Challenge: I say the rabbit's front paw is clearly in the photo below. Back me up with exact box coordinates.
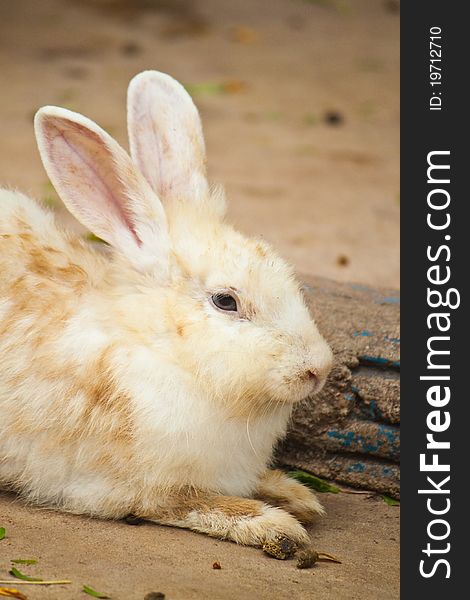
[145,493,310,550]
[241,505,311,549]
[255,469,325,523]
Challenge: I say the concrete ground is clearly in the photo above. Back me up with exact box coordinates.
[0,0,399,598]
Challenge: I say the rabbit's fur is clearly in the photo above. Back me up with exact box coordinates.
[0,71,333,549]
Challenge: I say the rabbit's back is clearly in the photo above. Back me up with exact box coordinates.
[0,190,108,356]
[0,189,104,289]
[0,190,122,508]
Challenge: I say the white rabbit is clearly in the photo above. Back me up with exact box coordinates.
[0,71,333,550]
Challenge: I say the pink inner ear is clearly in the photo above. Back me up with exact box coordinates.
[130,101,163,195]
[128,73,207,202]
[45,118,142,247]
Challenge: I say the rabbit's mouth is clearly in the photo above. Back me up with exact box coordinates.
[305,372,329,397]
[277,370,328,405]
[263,333,333,405]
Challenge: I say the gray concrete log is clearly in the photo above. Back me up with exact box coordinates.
[276,277,400,498]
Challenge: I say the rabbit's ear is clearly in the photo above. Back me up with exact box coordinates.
[127,70,209,204]
[34,106,170,274]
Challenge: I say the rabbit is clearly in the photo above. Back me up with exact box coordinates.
[0,70,333,551]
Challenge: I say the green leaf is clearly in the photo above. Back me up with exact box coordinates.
[287,470,340,493]
[83,585,110,598]
[184,80,246,96]
[84,232,109,245]
[266,111,282,121]
[9,567,42,582]
[0,527,5,540]
[42,195,58,208]
[304,0,351,12]
[303,114,318,125]
[11,559,38,565]
[382,495,400,506]
[184,82,224,95]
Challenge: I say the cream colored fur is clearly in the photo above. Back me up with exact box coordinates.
[0,71,333,549]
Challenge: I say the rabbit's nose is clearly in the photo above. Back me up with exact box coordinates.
[300,368,320,388]
[305,344,334,386]
[306,369,318,382]
[302,367,327,394]
[313,341,334,373]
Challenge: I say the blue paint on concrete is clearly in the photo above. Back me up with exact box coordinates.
[334,459,398,479]
[385,336,400,344]
[327,423,400,461]
[381,295,400,305]
[348,462,366,473]
[350,283,374,293]
[378,424,399,445]
[327,430,355,448]
[353,330,374,338]
[375,402,384,420]
[359,355,400,370]
[358,399,384,421]
[360,355,391,367]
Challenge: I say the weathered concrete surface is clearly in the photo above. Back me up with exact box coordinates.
[277,276,400,498]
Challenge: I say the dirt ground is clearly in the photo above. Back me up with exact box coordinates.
[0,0,399,598]
[0,490,399,600]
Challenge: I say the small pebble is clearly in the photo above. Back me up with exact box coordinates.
[212,561,222,569]
[324,111,344,126]
[121,41,142,56]
[337,254,350,267]
[384,0,400,14]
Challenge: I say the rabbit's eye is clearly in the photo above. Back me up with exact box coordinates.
[211,292,238,312]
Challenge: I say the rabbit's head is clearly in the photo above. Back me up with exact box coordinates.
[34,71,333,417]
